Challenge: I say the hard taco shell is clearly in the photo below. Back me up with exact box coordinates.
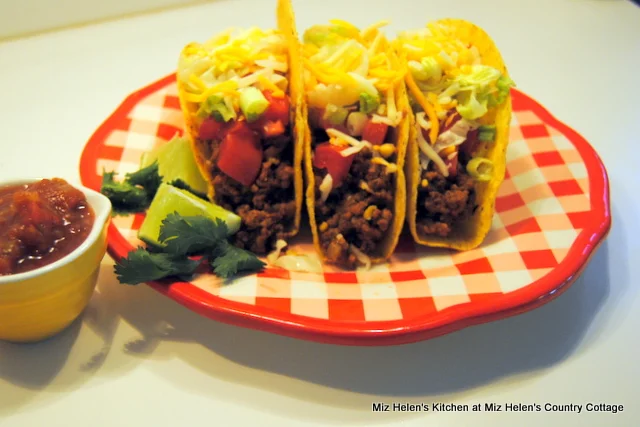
[403,18,512,251]
[176,0,305,239]
[302,36,411,265]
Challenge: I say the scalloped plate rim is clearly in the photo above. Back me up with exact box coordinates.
[80,73,611,346]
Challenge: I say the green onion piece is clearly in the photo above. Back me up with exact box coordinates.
[478,125,496,142]
[323,104,349,126]
[196,94,221,118]
[239,87,269,123]
[359,92,380,114]
[197,94,234,122]
[466,157,494,182]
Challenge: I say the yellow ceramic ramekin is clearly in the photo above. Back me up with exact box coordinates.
[0,179,111,343]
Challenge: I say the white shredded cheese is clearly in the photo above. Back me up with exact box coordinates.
[325,39,358,65]
[416,112,432,132]
[416,123,449,176]
[319,174,333,202]
[368,32,383,55]
[234,68,271,88]
[266,239,288,265]
[326,128,371,148]
[254,59,288,73]
[274,255,323,273]
[386,88,397,125]
[349,245,372,270]
[370,114,396,126]
[340,141,370,157]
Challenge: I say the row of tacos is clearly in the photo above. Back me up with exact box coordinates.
[176,0,514,269]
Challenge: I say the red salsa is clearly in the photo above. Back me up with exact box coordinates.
[0,178,95,276]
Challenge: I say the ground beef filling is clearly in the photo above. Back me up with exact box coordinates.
[416,169,476,238]
[202,131,296,254]
[314,147,394,268]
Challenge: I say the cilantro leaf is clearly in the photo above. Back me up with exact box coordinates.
[125,161,163,198]
[100,171,149,214]
[114,212,264,286]
[168,178,208,200]
[159,213,229,256]
[210,240,266,279]
[100,161,163,215]
[114,247,202,285]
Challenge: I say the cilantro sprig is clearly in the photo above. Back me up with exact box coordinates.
[114,213,265,284]
[100,161,162,215]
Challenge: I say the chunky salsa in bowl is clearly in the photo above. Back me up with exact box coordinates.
[0,177,111,343]
[0,178,95,276]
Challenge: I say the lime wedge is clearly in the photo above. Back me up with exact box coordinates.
[141,136,208,195]
[138,183,241,247]
[140,151,150,168]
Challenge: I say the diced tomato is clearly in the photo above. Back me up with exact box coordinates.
[14,195,60,226]
[262,120,285,138]
[362,121,388,145]
[460,128,480,158]
[217,121,263,186]
[262,91,290,126]
[313,142,355,188]
[444,151,459,177]
[199,117,225,141]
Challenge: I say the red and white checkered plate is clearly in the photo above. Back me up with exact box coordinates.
[80,74,611,345]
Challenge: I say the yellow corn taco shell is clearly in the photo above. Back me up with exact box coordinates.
[401,18,512,251]
[176,0,304,253]
[300,21,410,267]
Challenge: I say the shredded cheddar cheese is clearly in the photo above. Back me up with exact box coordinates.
[177,27,289,119]
[363,205,377,221]
[258,75,284,98]
[405,70,439,143]
[362,20,390,40]
[302,20,406,126]
[372,156,398,173]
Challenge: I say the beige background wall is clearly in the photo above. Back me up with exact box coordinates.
[0,0,207,40]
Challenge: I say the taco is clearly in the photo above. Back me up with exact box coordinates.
[396,19,515,250]
[301,20,410,268]
[176,0,304,255]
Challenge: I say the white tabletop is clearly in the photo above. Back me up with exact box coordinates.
[0,0,638,425]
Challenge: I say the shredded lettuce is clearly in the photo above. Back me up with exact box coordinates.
[421,57,443,81]
[456,91,488,120]
[452,65,515,120]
